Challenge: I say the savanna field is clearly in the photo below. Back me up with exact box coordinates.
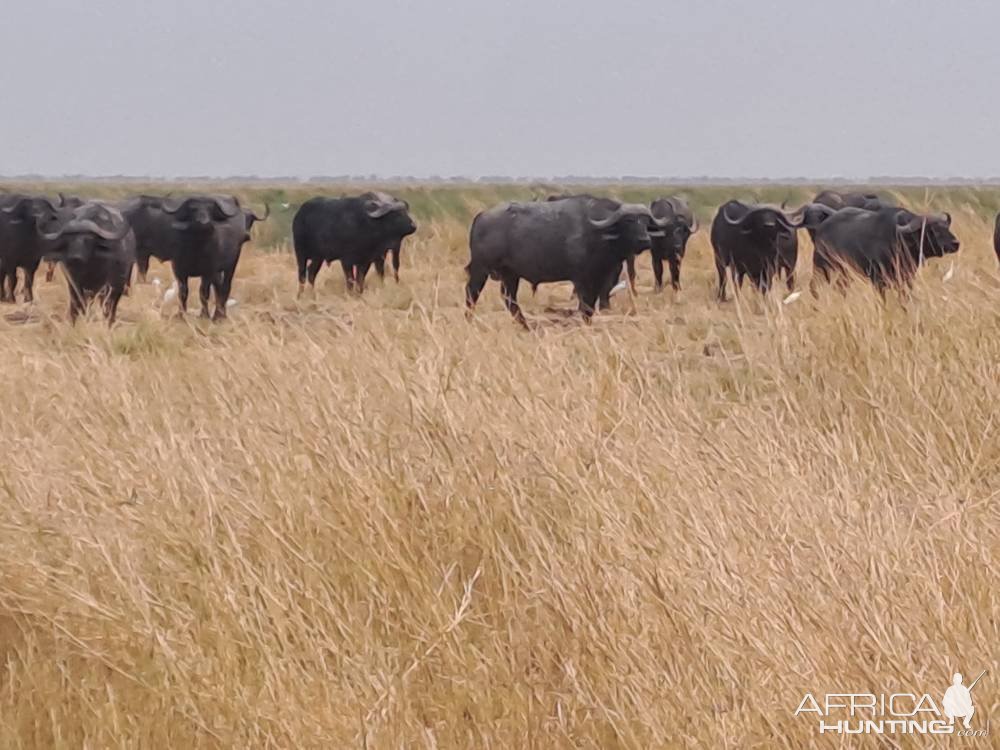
[0,181,998,748]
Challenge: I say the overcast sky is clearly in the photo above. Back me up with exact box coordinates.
[0,0,995,179]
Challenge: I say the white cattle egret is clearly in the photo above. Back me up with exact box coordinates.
[609,281,629,297]
[782,291,803,305]
[943,262,955,283]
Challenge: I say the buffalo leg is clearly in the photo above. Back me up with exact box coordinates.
[67,284,85,324]
[198,277,212,318]
[296,253,309,297]
[212,271,230,321]
[391,245,401,282]
[340,260,356,293]
[651,255,665,292]
[353,261,372,295]
[177,277,190,316]
[578,289,598,322]
[44,261,56,283]
[103,290,122,325]
[499,272,527,328]
[0,264,13,304]
[306,258,324,294]
[465,264,489,316]
[716,262,728,302]
[22,266,36,304]
[136,255,150,284]
[599,263,624,311]
[669,258,681,291]
[373,254,386,280]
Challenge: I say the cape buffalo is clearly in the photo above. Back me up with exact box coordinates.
[292,192,417,296]
[710,201,807,300]
[0,194,64,302]
[465,196,659,326]
[39,201,135,324]
[643,197,698,292]
[159,195,249,320]
[813,206,959,290]
[109,195,174,285]
[814,190,894,212]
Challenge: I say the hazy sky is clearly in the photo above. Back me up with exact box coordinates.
[1,0,996,179]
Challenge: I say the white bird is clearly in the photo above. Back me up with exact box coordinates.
[782,291,803,305]
[163,283,178,304]
[226,298,238,308]
[152,278,163,290]
[943,262,955,283]
[609,280,629,298]
[280,203,290,210]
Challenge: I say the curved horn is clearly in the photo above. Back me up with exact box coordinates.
[365,195,405,219]
[250,203,271,222]
[941,211,952,227]
[64,219,131,241]
[779,204,808,229]
[722,203,751,226]
[649,199,677,228]
[620,203,653,220]
[58,192,68,207]
[895,211,927,233]
[37,220,68,241]
[587,202,626,229]
[1,197,30,215]
[213,197,240,218]
[2,196,58,216]
[666,197,697,232]
[159,197,188,215]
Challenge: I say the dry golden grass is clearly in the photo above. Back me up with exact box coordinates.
[0,190,998,748]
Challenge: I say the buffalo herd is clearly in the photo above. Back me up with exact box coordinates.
[0,186,978,326]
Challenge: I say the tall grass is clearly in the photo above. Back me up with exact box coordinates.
[0,183,996,747]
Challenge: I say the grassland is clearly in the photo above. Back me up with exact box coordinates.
[0,181,997,748]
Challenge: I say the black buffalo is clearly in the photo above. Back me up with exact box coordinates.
[292,192,417,295]
[0,194,64,302]
[465,196,659,326]
[814,190,894,212]
[39,201,135,324]
[120,195,175,284]
[710,201,807,300]
[642,197,698,291]
[813,206,959,290]
[158,195,249,319]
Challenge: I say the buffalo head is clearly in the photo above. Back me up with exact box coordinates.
[362,191,417,238]
[39,203,130,266]
[650,197,697,254]
[894,210,959,260]
[723,203,807,239]
[161,195,240,232]
[587,198,657,254]
[1,195,62,226]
